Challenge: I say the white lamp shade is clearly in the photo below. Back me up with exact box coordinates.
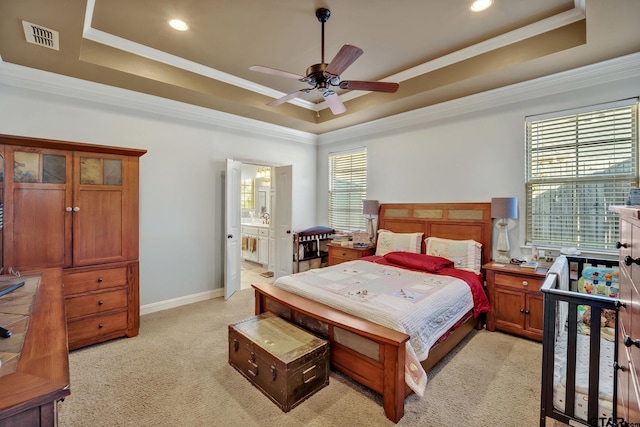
[491,197,518,219]
[362,200,380,216]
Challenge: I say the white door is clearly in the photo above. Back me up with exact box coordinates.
[274,165,293,279]
[268,184,276,273]
[224,159,242,299]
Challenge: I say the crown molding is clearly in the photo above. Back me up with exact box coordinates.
[317,52,640,145]
[0,62,316,145]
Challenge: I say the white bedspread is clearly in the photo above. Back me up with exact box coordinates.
[273,260,474,396]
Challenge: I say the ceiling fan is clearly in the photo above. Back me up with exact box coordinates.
[249,8,399,115]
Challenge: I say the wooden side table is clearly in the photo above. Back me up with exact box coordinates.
[328,244,375,266]
[483,262,548,341]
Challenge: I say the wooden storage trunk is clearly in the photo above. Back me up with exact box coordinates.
[228,312,329,412]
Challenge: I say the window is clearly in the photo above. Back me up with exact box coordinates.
[525,99,639,250]
[241,178,254,209]
[328,148,367,230]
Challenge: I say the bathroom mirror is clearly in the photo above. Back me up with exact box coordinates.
[258,190,267,216]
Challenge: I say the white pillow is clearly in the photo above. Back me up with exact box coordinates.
[375,229,424,256]
[425,237,482,274]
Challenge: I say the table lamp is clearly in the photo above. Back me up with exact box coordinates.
[362,199,380,245]
[491,197,518,263]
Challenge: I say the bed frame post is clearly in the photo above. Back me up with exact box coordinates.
[382,343,405,423]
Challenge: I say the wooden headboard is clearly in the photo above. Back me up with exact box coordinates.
[377,202,493,267]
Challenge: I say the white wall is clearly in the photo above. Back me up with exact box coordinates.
[0,70,317,306]
[316,54,640,261]
[1,54,638,307]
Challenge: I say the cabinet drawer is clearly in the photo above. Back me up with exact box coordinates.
[242,226,258,235]
[65,289,128,319]
[494,272,543,291]
[331,249,361,261]
[64,267,127,294]
[67,311,128,344]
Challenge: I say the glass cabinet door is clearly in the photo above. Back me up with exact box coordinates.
[73,154,129,266]
[5,147,72,271]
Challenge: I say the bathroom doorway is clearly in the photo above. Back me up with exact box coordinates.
[240,163,272,288]
[225,161,292,299]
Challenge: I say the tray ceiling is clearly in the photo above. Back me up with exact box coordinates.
[1,0,639,134]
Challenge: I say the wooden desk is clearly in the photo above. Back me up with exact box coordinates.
[0,269,70,426]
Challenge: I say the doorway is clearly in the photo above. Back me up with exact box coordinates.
[225,161,292,299]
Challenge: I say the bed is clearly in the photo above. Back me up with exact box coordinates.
[540,256,620,426]
[252,202,492,423]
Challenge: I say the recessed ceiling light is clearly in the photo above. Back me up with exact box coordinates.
[470,0,493,12]
[168,19,189,31]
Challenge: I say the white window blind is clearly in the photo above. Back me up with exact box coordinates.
[328,148,367,230]
[525,99,639,250]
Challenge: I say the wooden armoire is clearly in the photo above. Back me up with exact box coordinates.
[0,134,146,350]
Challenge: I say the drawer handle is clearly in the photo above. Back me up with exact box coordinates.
[233,339,239,352]
[522,281,528,287]
[624,335,640,348]
[98,300,104,305]
[625,255,640,266]
[616,241,629,249]
[271,365,277,381]
[614,361,626,372]
[98,323,104,329]
[98,277,104,283]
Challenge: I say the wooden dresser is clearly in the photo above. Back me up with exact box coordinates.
[610,205,640,423]
[483,262,545,341]
[327,244,375,266]
[0,269,70,426]
[0,134,146,350]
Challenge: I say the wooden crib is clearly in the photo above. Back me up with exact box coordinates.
[540,256,621,427]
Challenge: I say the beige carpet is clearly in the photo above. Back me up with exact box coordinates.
[58,288,561,427]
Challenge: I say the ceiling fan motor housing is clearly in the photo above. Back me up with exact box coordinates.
[304,63,340,90]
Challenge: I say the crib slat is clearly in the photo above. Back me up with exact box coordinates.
[566,303,578,418]
[588,306,602,423]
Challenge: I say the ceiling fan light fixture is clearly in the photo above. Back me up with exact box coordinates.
[470,0,493,12]
[168,19,189,31]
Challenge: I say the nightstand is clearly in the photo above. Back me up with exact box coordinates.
[327,244,375,266]
[483,262,548,342]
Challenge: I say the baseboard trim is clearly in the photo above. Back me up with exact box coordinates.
[140,288,224,316]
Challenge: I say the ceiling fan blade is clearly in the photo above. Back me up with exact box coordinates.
[267,90,307,107]
[323,91,346,115]
[250,65,305,81]
[324,44,363,78]
[339,80,400,93]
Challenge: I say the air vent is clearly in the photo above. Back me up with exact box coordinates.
[22,21,59,50]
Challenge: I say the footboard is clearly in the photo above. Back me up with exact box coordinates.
[540,257,620,427]
[252,282,409,423]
